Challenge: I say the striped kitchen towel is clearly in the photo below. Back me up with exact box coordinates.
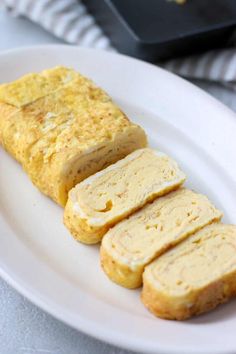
[2,0,236,89]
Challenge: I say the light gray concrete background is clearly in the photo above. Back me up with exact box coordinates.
[0,5,236,354]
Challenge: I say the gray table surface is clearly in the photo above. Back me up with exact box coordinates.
[0,6,236,354]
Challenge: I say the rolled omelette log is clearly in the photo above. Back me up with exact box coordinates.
[63,148,186,244]
[101,188,222,288]
[0,66,147,206]
[142,223,236,320]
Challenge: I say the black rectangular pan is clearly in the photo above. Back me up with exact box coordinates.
[82,0,236,61]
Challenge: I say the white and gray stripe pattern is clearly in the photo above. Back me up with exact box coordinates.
[162,48,236,89]
[3,0,236,88]
[3,0,113,50]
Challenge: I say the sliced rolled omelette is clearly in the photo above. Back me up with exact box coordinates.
[142,223,236,320]
[64,148,186,244]
[0,66,147,206]
[101,188,222,288]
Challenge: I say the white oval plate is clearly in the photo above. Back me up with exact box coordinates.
[0,45,236,354]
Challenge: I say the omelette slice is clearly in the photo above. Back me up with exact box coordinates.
[0,66,147,206]
[142,223,236,320]
[101,188,222,288]
[64,148,186,244]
